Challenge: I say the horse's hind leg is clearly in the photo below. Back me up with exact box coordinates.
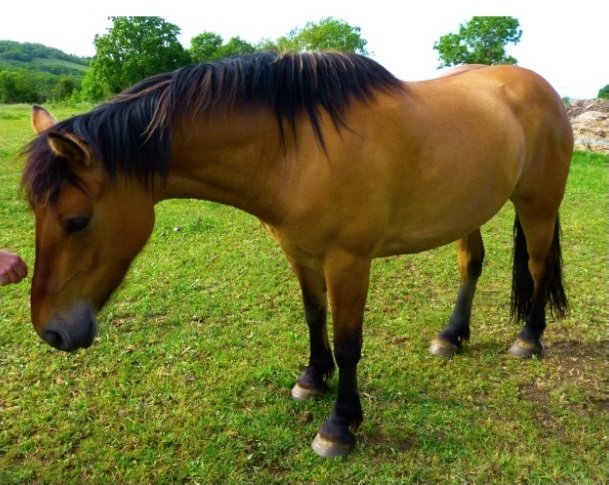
[430,229,485,357]
[508,210,567,358]
[289,261,335,401]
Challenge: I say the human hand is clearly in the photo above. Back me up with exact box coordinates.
[0,250,28,285]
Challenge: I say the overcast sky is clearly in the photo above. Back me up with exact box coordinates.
[1,0,606,99]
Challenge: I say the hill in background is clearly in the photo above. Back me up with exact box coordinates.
[0,40,90,103]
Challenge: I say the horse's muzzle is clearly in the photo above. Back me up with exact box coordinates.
[38,303,98,351]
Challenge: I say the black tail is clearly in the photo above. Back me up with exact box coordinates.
[511,215,569,322]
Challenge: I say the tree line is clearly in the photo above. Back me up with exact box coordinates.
[2,16,606,104]
[82,16,530,101]
[82,16,370,100]
[1,16,371,104]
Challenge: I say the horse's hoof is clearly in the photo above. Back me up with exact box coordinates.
[311,433,354,458]
[291,382,324,402]
[508,338,543,358]
[429,337,460,358]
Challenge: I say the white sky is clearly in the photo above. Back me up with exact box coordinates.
[1,0,606,99]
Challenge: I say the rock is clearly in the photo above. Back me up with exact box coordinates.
[567,99,609,154]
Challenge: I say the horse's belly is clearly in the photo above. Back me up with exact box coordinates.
[374,225,476,256]
[373,182,514,257]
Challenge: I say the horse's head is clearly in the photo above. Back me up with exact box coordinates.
[25,106,156,351]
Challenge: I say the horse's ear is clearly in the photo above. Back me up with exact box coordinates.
[47,132,92,168]
[31,105,58,133]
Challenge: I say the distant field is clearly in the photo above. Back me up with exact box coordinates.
[0,57,88,73]
[0,103,607,484]
[33,57,89,72]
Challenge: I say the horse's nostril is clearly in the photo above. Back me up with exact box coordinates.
[40,324,78,351]
[42,329,68,350]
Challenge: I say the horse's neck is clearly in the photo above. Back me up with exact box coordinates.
[156,110,286,223]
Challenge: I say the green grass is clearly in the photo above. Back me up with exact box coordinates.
[1,103,607,484]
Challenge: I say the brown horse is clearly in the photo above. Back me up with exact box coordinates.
[21,52,572,457]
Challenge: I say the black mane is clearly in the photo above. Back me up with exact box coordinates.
[22,51,403,207]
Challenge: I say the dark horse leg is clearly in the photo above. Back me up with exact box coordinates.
[289,261,335,401]
[508,212,568,358]
[311,257,371,457]
[429,229,485,357]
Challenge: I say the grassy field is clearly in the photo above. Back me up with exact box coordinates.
[0,103,607,484]
[33,58,89,72]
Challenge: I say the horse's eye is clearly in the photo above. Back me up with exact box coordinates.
[64,217,90,234]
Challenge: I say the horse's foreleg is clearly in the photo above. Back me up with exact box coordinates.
[311,256,370,457]
[289,261,334,401]
[429,229,485,357]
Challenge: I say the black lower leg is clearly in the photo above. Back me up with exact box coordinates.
[317,334,362,445]
[509,283,548,358]
[518,296,546,346]
[431,232,483,357]
[437,279,477,347]
[297,300,334,394]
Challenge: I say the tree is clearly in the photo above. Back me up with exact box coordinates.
[270,17,369,55]
[433,16,522,68]
[190,32,223,63]
[598,85,609,99]
[217,37,256,59]
[189,33,255,63]
[189,18,367,62]
[81,67,111,102]
[0,69,41,103]
[55,76,75,100]
[89,16,191,95]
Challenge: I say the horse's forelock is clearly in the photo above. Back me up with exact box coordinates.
[21,134,75,209]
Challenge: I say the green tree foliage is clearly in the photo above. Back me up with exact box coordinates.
[0,68,61,103]
[81,68,109,102]
[55,76,75,100]
[269,17,368,54]
[220,37,256,58]
[0,70,39,103]
[189,32,255,63]
[434,16,522,68]
[190,18,364,62]
[598,85,609,99]
[190,32,223,63]
[88,16,191,96]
